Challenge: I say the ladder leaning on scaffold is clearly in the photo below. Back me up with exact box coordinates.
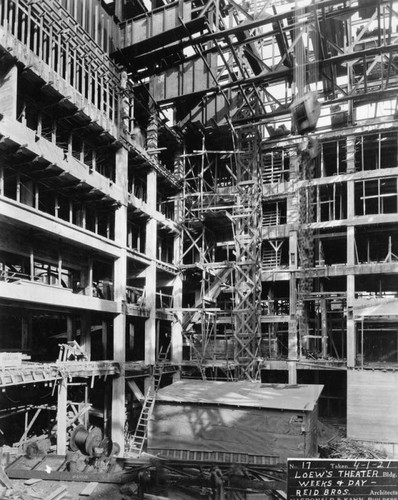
[127,344,171,456]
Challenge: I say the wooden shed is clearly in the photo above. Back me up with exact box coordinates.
[148,381,323,463]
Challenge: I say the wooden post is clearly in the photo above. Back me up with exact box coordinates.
[37,113,42,138]
[16,174,21,203]
[21,317,30,351]
[66,316,74,342]
[67,132,73,159]
[103,379,111,436]
[34,184,39,210]
[30,245,34,281]
[56,378,68,455]
[80,311,91,360]
[54,194,59,218]
[128,322,134,352]
[69,200,73,224]
[127,223,132,249]
[52,119,56,144]
[58,245,62,287]
[102,320,108,359]
[0,164,3,196]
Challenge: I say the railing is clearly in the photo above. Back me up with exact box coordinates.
[73,280,114,300]
[0,269,30,282]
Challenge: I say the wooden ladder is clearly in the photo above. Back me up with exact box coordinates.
[128,345,170,456]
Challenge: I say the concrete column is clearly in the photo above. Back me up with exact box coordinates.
[171,231,183,371]
[346,275,356,367]
[146,168,157,208]
[144,168,157,366]
[288,361,297,385]
[112,313,126,452]
[145,219,157,366]
[111,147,128,454]
[0,65,18,119]
[56,378,67,454]
[288,286,298,349]
[346,137,356,175]
[347,181,355,221]
[346,134,356,367]
[83,257,93,297]
[288,231,298,371]
[347,225,356,367]
[114,0,123,21]
[115,146,128,189]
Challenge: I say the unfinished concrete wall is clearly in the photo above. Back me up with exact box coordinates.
[347,369,398,455]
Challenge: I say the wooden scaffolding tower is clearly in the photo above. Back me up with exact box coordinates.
[232,123,263,381]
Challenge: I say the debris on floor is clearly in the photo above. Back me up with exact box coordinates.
[317,418,345,447]
[0,447,289,499]
[320,437,388,459]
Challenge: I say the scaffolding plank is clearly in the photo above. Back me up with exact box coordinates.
[79,482,98,496]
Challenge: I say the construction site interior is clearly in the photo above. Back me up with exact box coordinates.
[0,0,398,498]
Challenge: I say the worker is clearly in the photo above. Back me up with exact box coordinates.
[210,464,224,500]
[137,468,151,499]
[152,459,166,486]
[132,121,146,148]
[227,464,250,498]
